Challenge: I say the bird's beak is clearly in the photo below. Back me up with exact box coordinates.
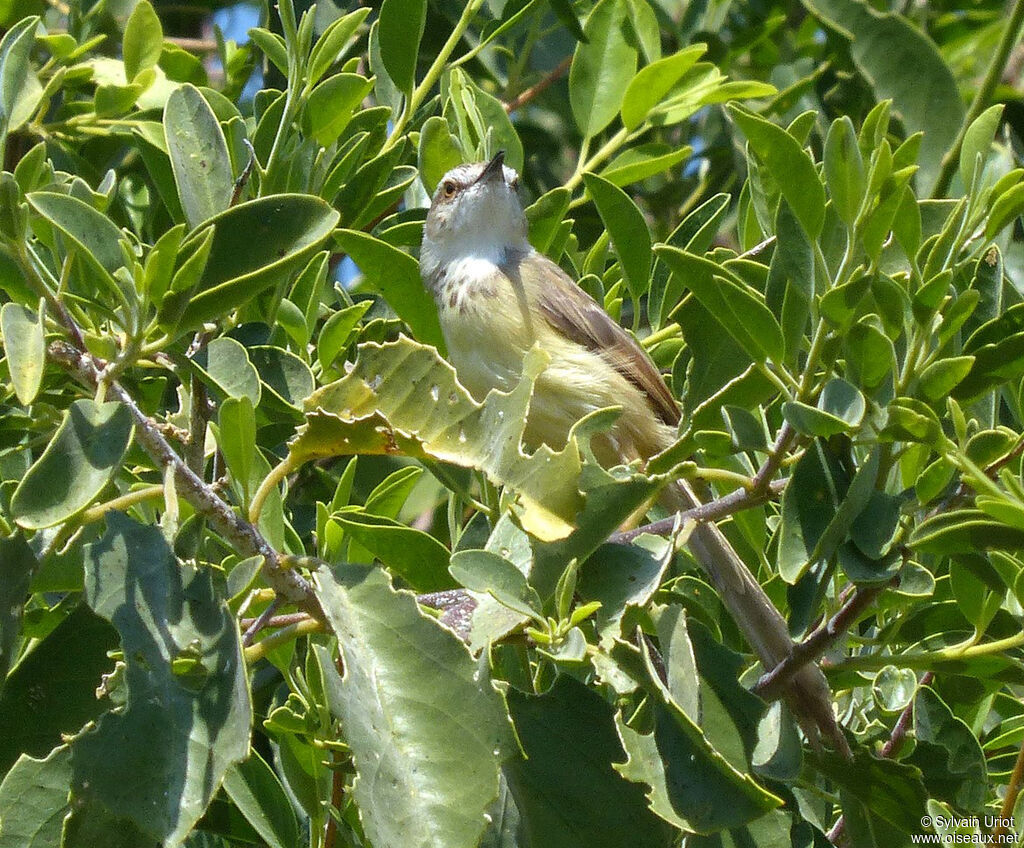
[475,150,506,185]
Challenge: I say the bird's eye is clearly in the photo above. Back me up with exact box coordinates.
[442,181,457,198]
[509,176,519,190]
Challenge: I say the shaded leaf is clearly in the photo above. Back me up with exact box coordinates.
[506,675,671,847]
[158,194,340,333]
[0,604,118,775]
[71,515,251,845]
[222,749,300,848]
[11,400,133,529]
[909,687,987,812]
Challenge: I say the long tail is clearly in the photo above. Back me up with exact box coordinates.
[662,479,849,755]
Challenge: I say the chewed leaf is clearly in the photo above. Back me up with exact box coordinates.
[290,336,583,540]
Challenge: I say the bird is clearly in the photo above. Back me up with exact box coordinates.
[420,151,843,750]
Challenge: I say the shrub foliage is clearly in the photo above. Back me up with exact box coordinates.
[0,0,1023,846]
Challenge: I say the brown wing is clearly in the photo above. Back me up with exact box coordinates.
[518,250,681,427]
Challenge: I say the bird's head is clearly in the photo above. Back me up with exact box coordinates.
[421,152,528,273]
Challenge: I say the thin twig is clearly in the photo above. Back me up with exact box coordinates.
[610,478,787,544]
[242,598,283,646]
[165,36,219,53]
[240,611,312,631]
[504,57,571,113]
[754,582,891,701]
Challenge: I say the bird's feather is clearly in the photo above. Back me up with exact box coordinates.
[518,250,681,428]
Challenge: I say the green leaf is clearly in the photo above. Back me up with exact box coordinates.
[802,0,963,193]
[879,398,945,446]
[0,746,72,848]
[783,381,865,438]
[599,143,693,187]
[449,549,542,619]
[0,604,118,775]
[26,191,125,283]
[620,44,705,130]
[334,228,444,349]
[616,635,782,833]
[163,83,233,229]
[317,301,372,373]
[314,564,514,848]
[247,345,313,413]
[777,440,843,582]
[307,7,371,87]
[306,73,374,146]
[911,509,1024,554]
[909,687,987,812]
[418,115,464,194]
[1,300,44,405]
[191,336,262,405]
[657,246,785,364]
[378,0,426,95]
[222,749,300,848]
[71,515,251,845]
[335,511,453,591]
[824,115,866,228]
[11,400,133,529]
[810,749,927,835]
[506,675,671,847]
[0,534,32,679]
[845,315,895,389]
[578,542,668,643]
[582,172,652,302]
[0,16,38,135]
[217,396,256,505]
[247,28,287,75]
[918,356,975,401]
[158,194,340,333]
[526,187,571,254]
[569,0,637,138]
[960,104,1003,190]
[728,104,825,238]
[986,181,1024,240]
[122,0,162,81]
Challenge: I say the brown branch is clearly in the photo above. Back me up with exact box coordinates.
[504,57,571,113]
[48,341,324,621]
[754,582,891,701]
[610,477,786,544]
[166,36,219,53]
[612,424,796,545]
[240,611,312,631]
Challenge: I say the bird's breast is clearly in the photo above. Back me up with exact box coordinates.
[430,257,534,400]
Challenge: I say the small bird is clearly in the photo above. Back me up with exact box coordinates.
[420,152,842,748]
